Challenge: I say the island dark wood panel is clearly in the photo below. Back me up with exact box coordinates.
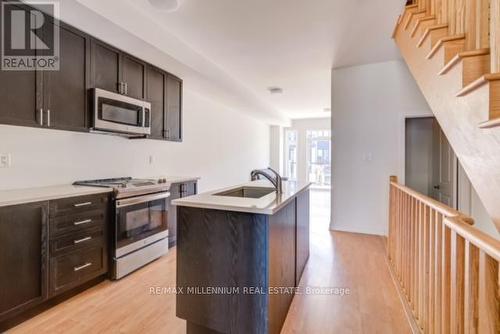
[295,190,310,285]
[176,207,269,334]
[268,200,296,334]
[176,189,310,334]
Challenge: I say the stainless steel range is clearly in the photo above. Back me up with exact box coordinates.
[74,177,171,279]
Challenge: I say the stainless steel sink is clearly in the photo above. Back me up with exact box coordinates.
[214,187,276,199]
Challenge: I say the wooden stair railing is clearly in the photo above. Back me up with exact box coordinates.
[393,0,500,233]
[387,176,500,333]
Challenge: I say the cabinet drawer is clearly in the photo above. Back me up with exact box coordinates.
[50,209,107,238]
[50,193,109,217]
[50,227,104,257]
[50,246,107,297]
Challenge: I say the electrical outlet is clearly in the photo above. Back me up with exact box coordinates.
[149,155,154,165]
[0,154,11,168]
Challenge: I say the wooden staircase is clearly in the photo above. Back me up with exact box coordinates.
[393,0,500,232]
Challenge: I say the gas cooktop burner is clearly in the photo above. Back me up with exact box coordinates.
[73,177,170,198]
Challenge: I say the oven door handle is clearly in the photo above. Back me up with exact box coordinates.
[116,192,171,208]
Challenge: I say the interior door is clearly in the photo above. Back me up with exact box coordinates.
[432,121,457,208]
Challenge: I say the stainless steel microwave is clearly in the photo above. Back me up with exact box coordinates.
[92,88,151,136]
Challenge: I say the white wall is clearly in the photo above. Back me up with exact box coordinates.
[269,126,284,174]
[0,91,269,193]
[331,60,430,235]
[458,164,500,238]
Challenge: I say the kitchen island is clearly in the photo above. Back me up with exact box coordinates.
[173,180,311,334]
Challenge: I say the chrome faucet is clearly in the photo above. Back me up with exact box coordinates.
[251,167,283,194]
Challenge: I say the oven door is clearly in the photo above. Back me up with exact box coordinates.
[115,192,170,257]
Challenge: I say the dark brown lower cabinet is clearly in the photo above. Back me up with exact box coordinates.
[48,194,109,297]
[176,189,310,334]
[0,202,49,322]
[268,201,296,334]
[295,190,310,285]
[49,245,107,297]
[0,193,110,329]
[168,181,197,247]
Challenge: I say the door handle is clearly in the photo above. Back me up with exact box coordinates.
[433,185,440,190]
[46,109,51,127]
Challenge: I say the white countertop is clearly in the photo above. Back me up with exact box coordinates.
[172,180,311,215]
[0,176,200,208]
[0,185,113,208]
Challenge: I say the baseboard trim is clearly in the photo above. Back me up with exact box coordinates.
[384,256,422,334]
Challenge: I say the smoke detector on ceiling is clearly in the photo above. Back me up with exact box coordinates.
[268,87,284,95]
[148,0,184,12]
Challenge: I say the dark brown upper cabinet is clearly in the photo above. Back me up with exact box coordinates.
[0,4,42,128]
[0,201,49,322]
[165,75,183,141]
[146,66,183,142]
[121,54,146,100]
[43,20,90,132]
[90,39,146,99]
[0,2,182,140]
[90,39,121,94]
[0,11,89,132]
[146,65,167,140]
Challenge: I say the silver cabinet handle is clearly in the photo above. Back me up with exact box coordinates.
[46,109,51,127]
[74,262,92,272]
[74,219,92,226]
[74,236,92,244]
[74,202,92,207]
[38,109,43,126]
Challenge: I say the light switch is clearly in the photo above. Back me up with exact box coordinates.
[0,154,11,168]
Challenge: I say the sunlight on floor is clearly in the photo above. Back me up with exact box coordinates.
[310,189,331,234]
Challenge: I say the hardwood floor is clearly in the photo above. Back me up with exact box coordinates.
[9,191,410,334]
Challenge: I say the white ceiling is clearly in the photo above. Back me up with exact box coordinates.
[76,0,405,120]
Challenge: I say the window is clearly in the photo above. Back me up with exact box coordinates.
[307,130,331,187]
[284,129,298,181]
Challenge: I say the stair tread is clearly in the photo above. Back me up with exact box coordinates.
[438,48,490,76]
[404,10,427,30]
[417,24,449,48]
[456,73,500,97]
[426,34,465,60]
[479,118,500,129]
[410,16,436,38]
